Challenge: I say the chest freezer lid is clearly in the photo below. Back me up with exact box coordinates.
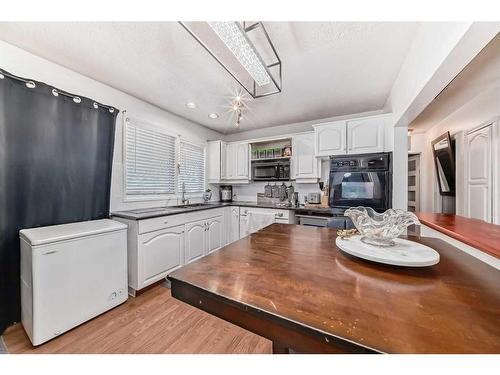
[20,219,127,246]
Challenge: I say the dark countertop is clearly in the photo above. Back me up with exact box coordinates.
[416,212,500,259]
[169,224,500,353]
[111,201,339,220]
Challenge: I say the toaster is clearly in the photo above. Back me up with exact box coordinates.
[307,192,321,204]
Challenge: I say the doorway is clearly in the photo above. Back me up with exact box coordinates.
[408,154,420,212]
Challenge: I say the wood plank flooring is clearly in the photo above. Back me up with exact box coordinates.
[3,284,272,354]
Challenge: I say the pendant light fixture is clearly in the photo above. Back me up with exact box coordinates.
[180,21,282,98]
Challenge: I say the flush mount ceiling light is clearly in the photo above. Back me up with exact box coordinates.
[186,102,197,109]
[180,21,282,99]
[208,113,219,119]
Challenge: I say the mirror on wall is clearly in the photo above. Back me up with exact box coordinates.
[431,131,455,196]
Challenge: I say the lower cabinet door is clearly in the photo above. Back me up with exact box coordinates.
[139,225,184,287]
[185,219,206,263]
[230,207,240,242]
[206,215,223,254]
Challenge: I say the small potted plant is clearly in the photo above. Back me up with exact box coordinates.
[203,188,212,202]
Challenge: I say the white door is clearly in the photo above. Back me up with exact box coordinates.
[235,143,249,179]
[293,132,319,179]
[465,125,492,222]
[185,220,206,263]
[206,215,223,254]
[314,121,347,156]
[347,117,384,154]
[139,225,184,287]
[230,207,240,243]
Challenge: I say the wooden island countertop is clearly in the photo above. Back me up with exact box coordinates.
[416,212,500,258]
[168,224,500,354]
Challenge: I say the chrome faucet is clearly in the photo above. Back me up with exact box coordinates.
[181,182,189,205]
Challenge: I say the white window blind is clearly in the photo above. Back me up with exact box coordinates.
[125,121,176,196]
[178,141,205,194]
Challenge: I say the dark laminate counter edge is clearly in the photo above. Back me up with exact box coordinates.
[167,277,380,354]
[111,201,337,220]
[416,212,500,259]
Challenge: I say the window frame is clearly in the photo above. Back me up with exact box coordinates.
[122,116,207,202]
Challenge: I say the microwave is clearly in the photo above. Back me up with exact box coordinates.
[251,159,290,181]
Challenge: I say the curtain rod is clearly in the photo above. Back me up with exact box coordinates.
[0,68,116,113]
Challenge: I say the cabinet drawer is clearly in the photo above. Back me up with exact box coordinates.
[138,214,186,234]
[239,207,290,220]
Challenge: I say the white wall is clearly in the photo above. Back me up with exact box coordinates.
[410,85,500,215]
[0,41,223,212]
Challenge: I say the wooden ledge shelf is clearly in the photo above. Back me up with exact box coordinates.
[416,212,500,259]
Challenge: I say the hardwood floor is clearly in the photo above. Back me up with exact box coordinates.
[3,284,272,354]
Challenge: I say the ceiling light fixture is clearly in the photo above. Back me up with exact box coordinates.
[208,113,219,119]
[186,102,197,109]
[179,21,282,98]
[208,22,271,87]
[232,97,244,128]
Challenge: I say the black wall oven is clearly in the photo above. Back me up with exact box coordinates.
[329,152,392,212]
[251,159,290,181]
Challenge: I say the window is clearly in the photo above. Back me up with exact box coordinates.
[177,140,205,194]
[125,119,176,196]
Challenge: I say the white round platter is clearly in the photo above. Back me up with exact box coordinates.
[335,235,440,267]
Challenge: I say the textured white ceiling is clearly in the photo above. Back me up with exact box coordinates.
[0,22,419,134]
[411,33,500,132]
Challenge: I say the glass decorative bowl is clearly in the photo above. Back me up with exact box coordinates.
[344,206,420,247]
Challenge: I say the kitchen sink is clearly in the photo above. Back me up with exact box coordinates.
[173,203,213,209]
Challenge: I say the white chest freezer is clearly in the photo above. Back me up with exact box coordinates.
[20,219,128,346]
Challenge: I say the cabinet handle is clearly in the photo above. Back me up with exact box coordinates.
[163,220,169,224]
[275,213,284,218]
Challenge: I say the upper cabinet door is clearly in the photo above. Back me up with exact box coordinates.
[235,142,249,179]
[314,121,347,157]
[293,132,319,180]
[225,143,234,179]
[347,117,384,154]
[206,141,221,183]
[220,141,227,179]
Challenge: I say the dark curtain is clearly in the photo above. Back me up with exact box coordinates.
[0,69,118,334]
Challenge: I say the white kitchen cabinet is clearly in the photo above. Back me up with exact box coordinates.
[224,142,249,182]
[185,215,224,262]
[235,143,249,179]
[139,225,184,288]
[292,132,320,182]
[314,121,347,157]
[239,207,292,238]
[113,208,227,295]
[347,117,384,154]
[206,140,225,183]
[226,206,240,244]
[185,219,206,264]
[206,215,223,253]
[207,140,248,183]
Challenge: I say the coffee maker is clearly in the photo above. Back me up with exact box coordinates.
[220,185,233,202]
